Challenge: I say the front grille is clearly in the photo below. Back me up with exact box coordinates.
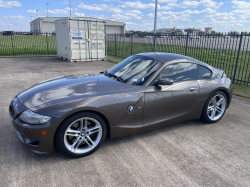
[9,105,14,119]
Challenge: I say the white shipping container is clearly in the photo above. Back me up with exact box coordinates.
[55,17,106,62]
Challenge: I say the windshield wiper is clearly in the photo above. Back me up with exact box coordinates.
[107,73,124,83]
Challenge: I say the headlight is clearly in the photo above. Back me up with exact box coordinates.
[19,109,51,124]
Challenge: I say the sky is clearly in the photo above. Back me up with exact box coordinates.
[0,0,250,32]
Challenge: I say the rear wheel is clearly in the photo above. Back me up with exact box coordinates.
[201,91,227,123]
[56,112,107,158]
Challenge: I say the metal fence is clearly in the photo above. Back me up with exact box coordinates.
[107,33,250,86]
[0,32,57,56]
[1,31,250,87]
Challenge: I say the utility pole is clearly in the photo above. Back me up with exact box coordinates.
[153,0,158,52]
[46,2,50,34]
[69,0,71,17]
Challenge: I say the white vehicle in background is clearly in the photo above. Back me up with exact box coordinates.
[160,35,171,39]
[144,36,152,39]
[189,35,201,39]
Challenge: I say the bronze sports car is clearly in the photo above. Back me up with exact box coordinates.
[9,53,232,157]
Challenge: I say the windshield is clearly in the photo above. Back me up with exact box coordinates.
[107,55,162,86]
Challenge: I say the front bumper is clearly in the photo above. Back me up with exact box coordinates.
[10,97,63,154]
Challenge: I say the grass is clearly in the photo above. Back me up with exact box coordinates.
[107,55,124,64]
[0,35,57,56]
[233,84,250,99]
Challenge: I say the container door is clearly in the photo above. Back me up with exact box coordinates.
[69,20,89,61]
[88,21,106,60]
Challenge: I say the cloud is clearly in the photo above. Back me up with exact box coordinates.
[161,8,216,16]
[111,14,131,20]
[0,15,29,31]
[102,0,121,2]
[62,0,68,4]
[75,13,85,17]
[120,1,160,9]
[153,0,178,2]
[77,3,108,11]
[77,3,123,13]
[147,12,162,18]
[178,0,223,8]
[232,1,250,19]
[108,7,123,13]
[205,12,235,20]
[232,0,250,9]
[27,10,37,14]
[126,10,142,14]
[196,19,202,22]
[210,19,248,27]
[48,9,69,15]
[160,14,191,22]
[161,0,223,10]
[64,7,73,11]
[0,0,22,8]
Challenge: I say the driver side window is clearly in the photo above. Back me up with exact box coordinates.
[157,63,196,83]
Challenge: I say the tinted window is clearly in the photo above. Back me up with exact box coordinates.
[108,56,162,86]
[157,63,196,82]
[197,65,212,79]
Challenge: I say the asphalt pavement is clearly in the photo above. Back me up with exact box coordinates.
[1,57,250,186]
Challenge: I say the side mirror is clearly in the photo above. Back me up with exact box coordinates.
[154,76,174,86]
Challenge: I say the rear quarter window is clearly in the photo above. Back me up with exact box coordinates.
[197,65,212,79]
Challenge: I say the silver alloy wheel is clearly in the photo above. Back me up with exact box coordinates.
[63,117,102,154]
[207,94,226,121]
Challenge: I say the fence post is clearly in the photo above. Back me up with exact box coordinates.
[232,32,243,84]
[46,32,49,55]
[131,35,133,55]
[185,33,189,56]
[11,33,15,56]
[115,34,117,57]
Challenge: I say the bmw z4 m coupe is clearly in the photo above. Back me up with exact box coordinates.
[9,53,232,158]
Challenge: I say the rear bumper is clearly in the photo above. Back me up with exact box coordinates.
[10,97,63,154]
[228,81,233,108]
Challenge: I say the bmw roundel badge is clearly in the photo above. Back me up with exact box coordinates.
[128,106,134,112]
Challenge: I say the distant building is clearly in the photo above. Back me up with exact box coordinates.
[125,30,133,37]
[205,27,213,34]
[146,27,182,36]
[184,27,213,35]
[30,17,126,35]
[184,28,201,34]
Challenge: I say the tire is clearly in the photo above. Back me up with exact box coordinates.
[56,112,107,158]
[201,91,228,123]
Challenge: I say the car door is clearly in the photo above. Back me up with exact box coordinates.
[143,62,200,127]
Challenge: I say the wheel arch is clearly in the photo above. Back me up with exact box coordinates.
[214,88,230,107]
[54,109,111,147]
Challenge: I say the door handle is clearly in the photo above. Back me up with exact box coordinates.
[190,88,198,91]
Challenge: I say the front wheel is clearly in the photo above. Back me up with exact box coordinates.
[56,112,107,158]
[201,91,227,123]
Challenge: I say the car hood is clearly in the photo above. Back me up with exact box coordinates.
[17,73,133,109]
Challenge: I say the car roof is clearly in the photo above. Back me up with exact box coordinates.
[135,52,210,68]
